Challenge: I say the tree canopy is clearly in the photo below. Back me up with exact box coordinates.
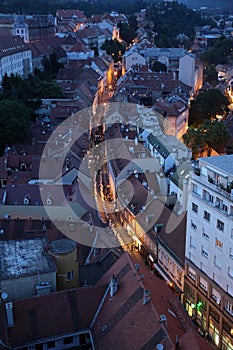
[200,37,233,65]
[119,22,137,46]
[147,1,214,48]
[151,61,167,72]
[101,39,125,62]
[204,65,218,87]
[0,100,31,155]
[188,89,230,127]
[183,119,230,159]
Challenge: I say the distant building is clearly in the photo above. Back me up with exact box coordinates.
[13,14,55,43]
[138,46,186,77]
[55,9,87,34]
[0,35,33,84]
[66,39,94,60]
[0,237,56,300]
[178,53,203,94]
[122,50,146,75]
[216,64,233,83]
[153,96,189,140]
[184,155,233,349]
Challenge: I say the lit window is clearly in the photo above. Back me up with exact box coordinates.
[215,238,223,249]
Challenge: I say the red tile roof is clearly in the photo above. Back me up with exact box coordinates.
[7,286,105,348]
[56,9,87,21]
[94,252,172,350]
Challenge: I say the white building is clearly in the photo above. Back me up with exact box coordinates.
[122,50,146,75]
[184,155,233,349]
[178,53,203,94]
[0,35,33,84]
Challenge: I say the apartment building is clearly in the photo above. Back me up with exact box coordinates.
[184,155,233,350]
[0,36,32,84]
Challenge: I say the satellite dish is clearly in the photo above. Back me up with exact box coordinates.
[1,292,8,301]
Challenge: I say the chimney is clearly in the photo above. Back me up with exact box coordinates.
[110,274,118,297]
[5,302,14,327]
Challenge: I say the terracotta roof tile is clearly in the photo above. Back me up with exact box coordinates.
[7,287,105,348]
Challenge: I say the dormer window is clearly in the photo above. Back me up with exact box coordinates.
[23,195,31,205]
[47,196,53,205]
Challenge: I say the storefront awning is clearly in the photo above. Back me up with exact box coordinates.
[153,263,170,283]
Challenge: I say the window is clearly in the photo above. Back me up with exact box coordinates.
[225,300,233,316]
[191,220,197,230]
[190,236,196,248]
[199,276,208,291]
[47,340,55,348]
[202,248,208,258]
[192,184,198,194]
[217,219,224,231]
[204,210,210,222]
[209,194,214,203]
[188,267,196,281]
[230,248,233,259]
[214,255,222,269]
[192,203,198,213]
[63,336,73,345]
[67,271,74,280]
[203,230,209,240]
[215,238,223,249]
[228,266,233,279]
[79,333,86,345]
[35,344,43,350]
[223,204,228,212]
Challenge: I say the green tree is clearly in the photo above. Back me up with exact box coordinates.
[101,39,125,62]
[200,119,230,156]
[183,126,206,159]
[0,100,30,155]
[119,23,137,45]
[189,89,230,127]
[183,119,230,159]
[204,65,218,87]
[151,61,167,72]
[200,37,233,65]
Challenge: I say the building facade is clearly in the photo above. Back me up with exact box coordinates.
[0,36,33,84]
[178,53,203,94]
[184,155,233,350]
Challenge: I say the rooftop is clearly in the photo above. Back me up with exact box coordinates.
[0,237,56,280]
[48,238,76,255]
[7,286,104,348]
[94,252,171,350]
[199,155,233,176]
[0,35,30,59]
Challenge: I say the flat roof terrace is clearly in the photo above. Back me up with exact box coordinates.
[0,237,56,280]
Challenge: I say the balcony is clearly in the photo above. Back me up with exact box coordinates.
[192,171,233,202]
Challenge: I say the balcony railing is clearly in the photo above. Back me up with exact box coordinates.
[192,171,233,202]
